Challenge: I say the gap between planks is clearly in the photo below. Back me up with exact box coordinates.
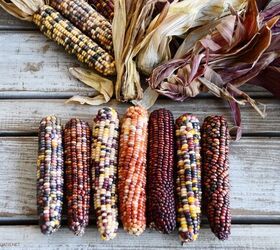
[1,99,280,135]
[0,215,279,226]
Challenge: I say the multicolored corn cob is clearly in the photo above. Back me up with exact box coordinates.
[49,0,113,53]
[92,107,119,240]
[37,116,64,235]
[201,116,231,240]
[147,109,176,234]
[175,114,202,243]
[33,5,115,76]
[88,0,114,22]
[64,119,91,236]
[118,106,149,235]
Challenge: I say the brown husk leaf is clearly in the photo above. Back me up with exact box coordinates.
[113,0,169,102]
[149,0,280,139]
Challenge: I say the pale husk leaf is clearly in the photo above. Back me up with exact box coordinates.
[137,0,247,74]
[0,0,44,21]
[66,67,113,106]
[132,86,159,109]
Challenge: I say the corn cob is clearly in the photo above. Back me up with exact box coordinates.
[92,107,119,240]
[147,109,176,234]
[32,5,115,76]
[175,114,202,243]
[37,116,64,235]
[201,116,231,240]
[118,106,149,235]
[88,0,114,22]
[49,0,113,53]
[64,119,91,236]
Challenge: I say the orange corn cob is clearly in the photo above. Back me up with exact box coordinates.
[118,106,149,235]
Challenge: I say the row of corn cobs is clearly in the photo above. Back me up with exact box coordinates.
[37,106,231,243]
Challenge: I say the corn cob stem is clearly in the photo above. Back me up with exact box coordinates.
[118,106,148,236]
[49,0,113,53]
[147,109,176,234]
[37,116,64,235]
[64,119,91,236]
[92,107,119,240]
[201,116,231,240]
[175,114,202,243]
[88,0,114,22]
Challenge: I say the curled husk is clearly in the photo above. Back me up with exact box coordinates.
[137,0,247,75]
[149,0,280,139]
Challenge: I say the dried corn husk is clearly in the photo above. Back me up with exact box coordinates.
[113,0,169,102]
[149,0,280,139]
[66,68,113,105]
[137,0,247,75]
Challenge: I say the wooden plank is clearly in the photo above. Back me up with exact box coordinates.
[0,98,279,134]
[0,31,273,97]
[0,31,97,98]
[0,136,279,219]
[0,225,280,249]
[0,9,35,30]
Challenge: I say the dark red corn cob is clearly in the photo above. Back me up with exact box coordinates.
[147,109,176,234]
[88,0,114,22]
[201,116,231,240]
[64,118,91,236]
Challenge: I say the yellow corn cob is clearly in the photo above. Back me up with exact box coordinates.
[92,107,119,240]
[118,106,149,236]
[33,5,115,75]
[49,0,113,53]
[0,1,115,76]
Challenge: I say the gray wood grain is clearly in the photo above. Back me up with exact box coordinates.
[0,31,97,98]
[0,225,280,249]
[0,136,279,218]
[0,99,279,134]
[0,9,35,30]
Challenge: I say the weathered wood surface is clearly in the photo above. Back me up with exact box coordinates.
[0,225,280,249]
[0,9,35,30]
[0,32,273,98]
[0,136,279,218]
[0,31,97,98]
[0,99,279,134]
